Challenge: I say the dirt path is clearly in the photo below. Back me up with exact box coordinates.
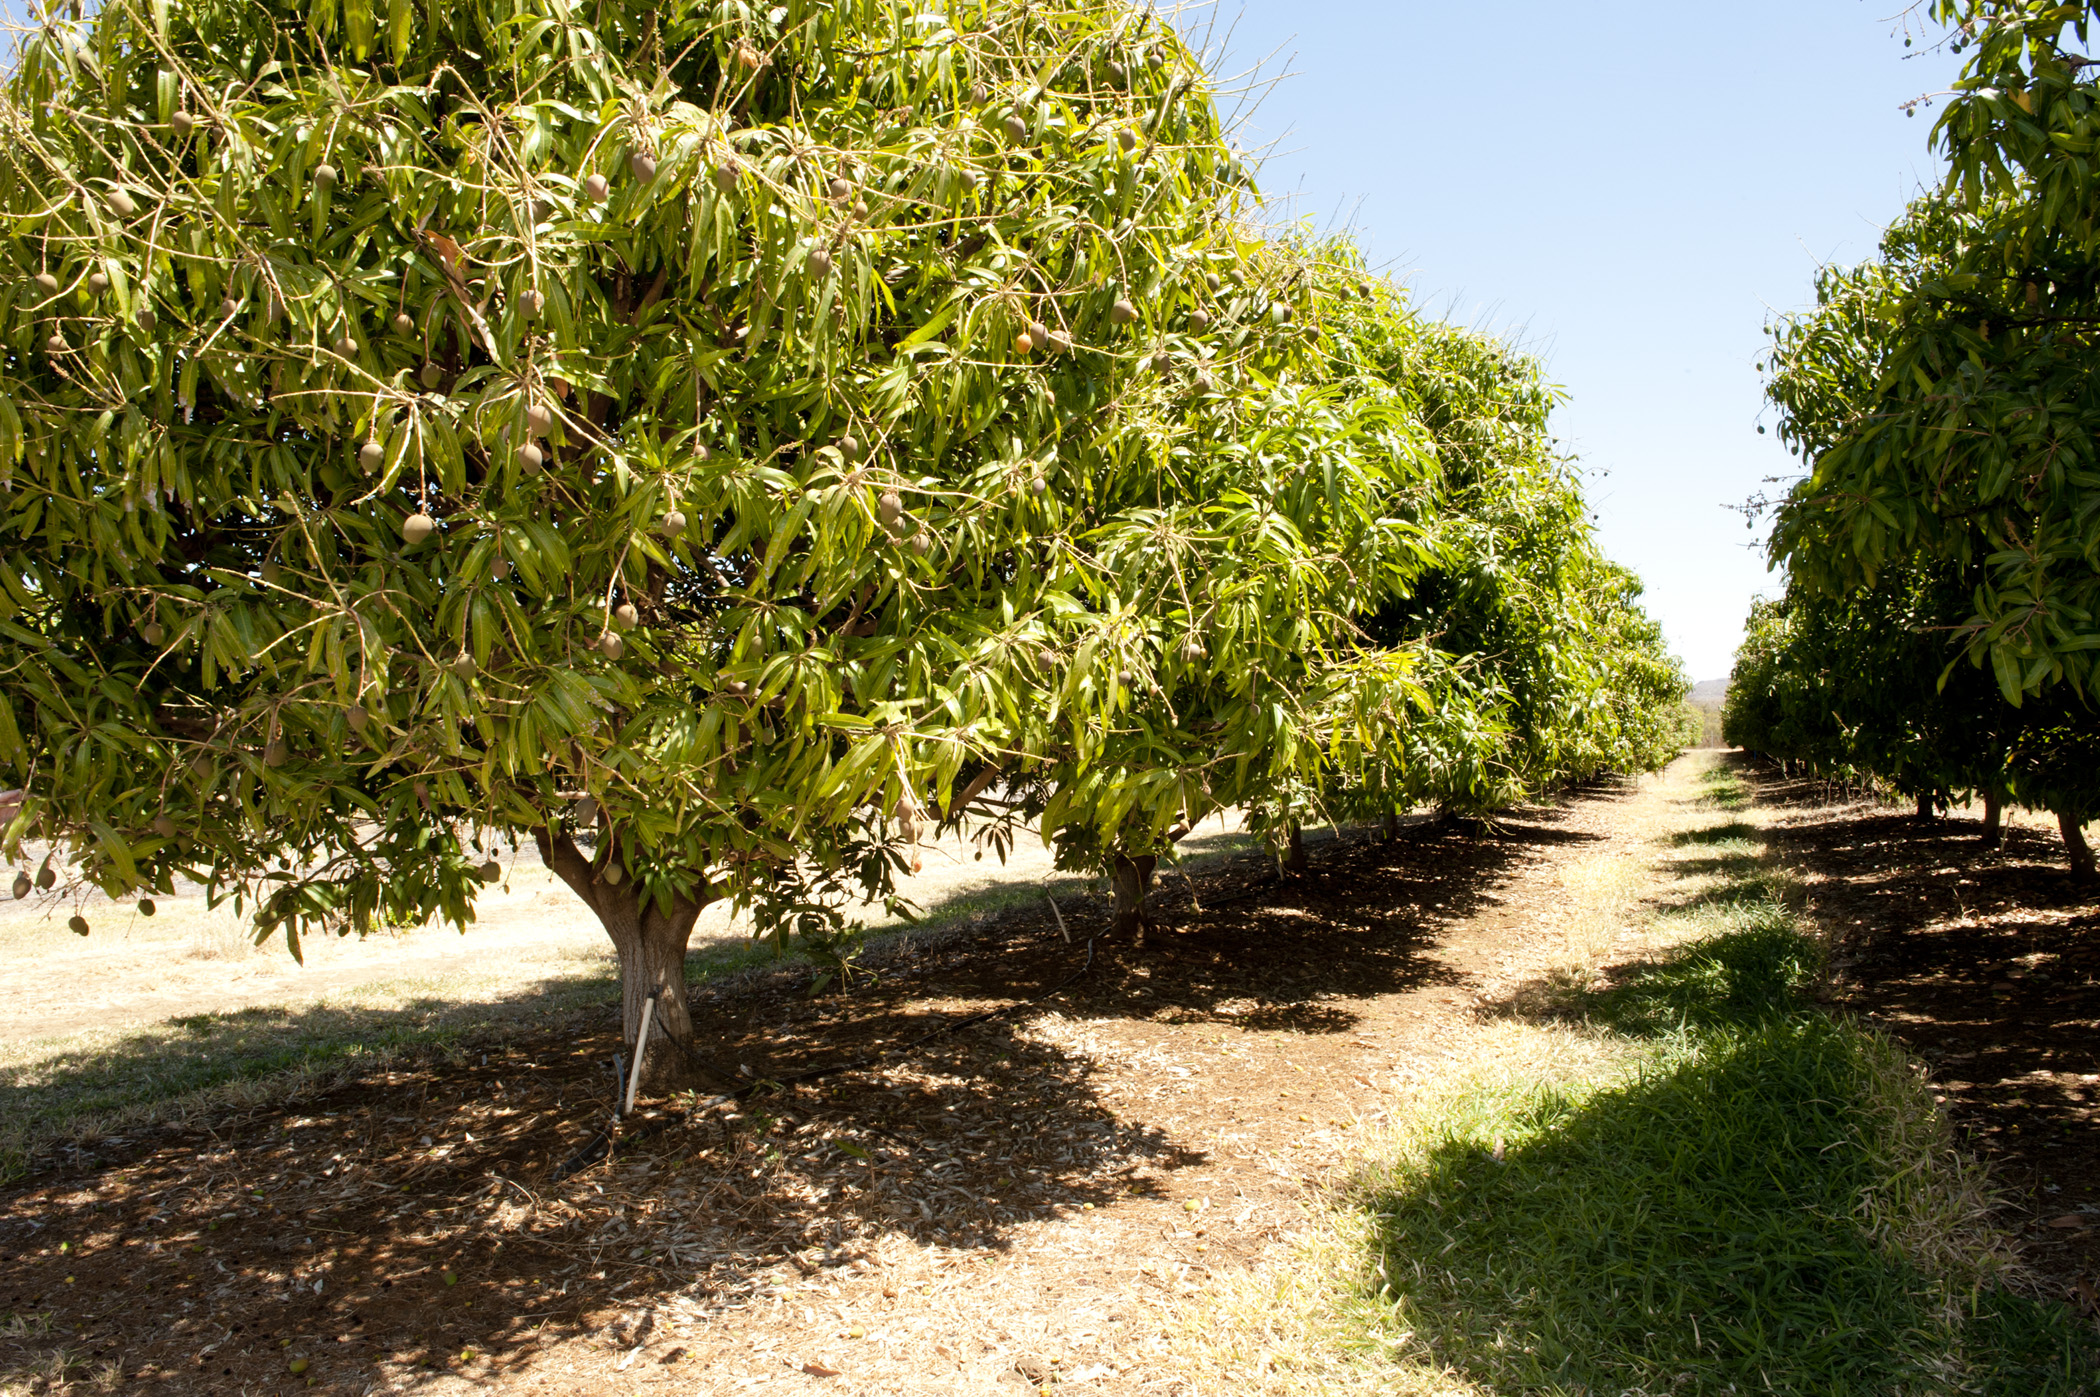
[0,767,1694,1396]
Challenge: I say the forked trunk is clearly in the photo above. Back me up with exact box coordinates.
[536,827,709,1096]
[2060,811,2096,880]
[1981,787,2004,849]
[1915,791,1935,822]
[1381,810,1399,843]
[1283,822,1309,875]
[1110,853,1157,942]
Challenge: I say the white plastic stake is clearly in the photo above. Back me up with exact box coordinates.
[622,992,656,1118]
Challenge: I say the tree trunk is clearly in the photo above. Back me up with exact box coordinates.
[1915,790,1935,822]
[2060,811,2096,880]
[1381,810,1399,843]
[536,827,709,1095]
[1981,787,2004,849]
[1109,853,1157,942]
[1282,822,1309,875]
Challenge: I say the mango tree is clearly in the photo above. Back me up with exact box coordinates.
[992,246,1448,934]
[1720,562,2000,815]
[1343,311,1689,825]
[0,0,1281,1088]
[1766,0,2100,703]
[1722,563,2099,872]
[996,250,1690,934]
[1759,166,2099,868]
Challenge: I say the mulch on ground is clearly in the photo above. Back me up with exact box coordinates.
[16,762,2089,1395]
[1745,761,2100,1316]
[0,803,1612,1395]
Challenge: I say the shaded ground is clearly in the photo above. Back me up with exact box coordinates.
[1745,758,2100,1315]
[9,757,2092,1395]
[0,818,1256,1177]
[0,786,1636,1396]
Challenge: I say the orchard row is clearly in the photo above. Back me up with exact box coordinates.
[0,0,1688,1083]
[1729,0,2098,877]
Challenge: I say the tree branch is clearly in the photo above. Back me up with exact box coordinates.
[938,763,1004,827]
[533,825,601,915]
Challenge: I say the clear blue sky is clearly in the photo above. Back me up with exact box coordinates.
[1203,1,1963,681]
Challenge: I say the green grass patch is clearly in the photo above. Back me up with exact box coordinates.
[1670,820,1762,847]
[1578,913,1820,1037]
[1367,1014,2090,1392]
[684,934,794,983]
[1696,763,1753,810]
[854,867,1108,939]
[1344,770,2096,1393]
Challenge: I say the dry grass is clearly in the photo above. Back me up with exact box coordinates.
[0,1350,124,1397]
[13,762,2080,1395]
[1849,1027,2028,1311]
[0,947,626,1179]
[0,815,1263,1182]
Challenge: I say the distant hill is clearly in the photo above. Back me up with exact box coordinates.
[1685,679,1729,748]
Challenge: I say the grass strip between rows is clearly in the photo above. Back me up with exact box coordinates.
[1255,761,2097,1395]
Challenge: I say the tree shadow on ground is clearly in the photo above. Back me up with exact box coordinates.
[1730,766,1884,811]
[1550,915,1818,1034]
[1722,756,2100,1311]
[0,796,1615,1393]
[1669,820,1760,847]
[1389,918,2096,1394]
[0,972,622,1181]
[1666,850,1769,882]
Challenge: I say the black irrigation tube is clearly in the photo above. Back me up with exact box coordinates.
[549,898,1099,1185]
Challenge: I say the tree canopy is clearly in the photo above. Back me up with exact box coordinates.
[1766,1,2100,703]
[1721,558,2096,874]
[1,0,1691,1086]
[1331,305,1690,825]
[1744,0,2100,877]
[0,0,1295,922]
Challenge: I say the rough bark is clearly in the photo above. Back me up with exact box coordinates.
[1282,822,1309,875]
[2061,811,2096,880]
[1110,853,1157,943]
[1981,787,2004,849]
[536,826,710,1094]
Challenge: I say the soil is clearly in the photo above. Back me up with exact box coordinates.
[1747,762,2100,1312]
[3,758,2093,1394]
[0,781,1641,1396]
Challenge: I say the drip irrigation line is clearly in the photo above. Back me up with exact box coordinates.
[551,892,1096,1185]
[551,1132,614,1181]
